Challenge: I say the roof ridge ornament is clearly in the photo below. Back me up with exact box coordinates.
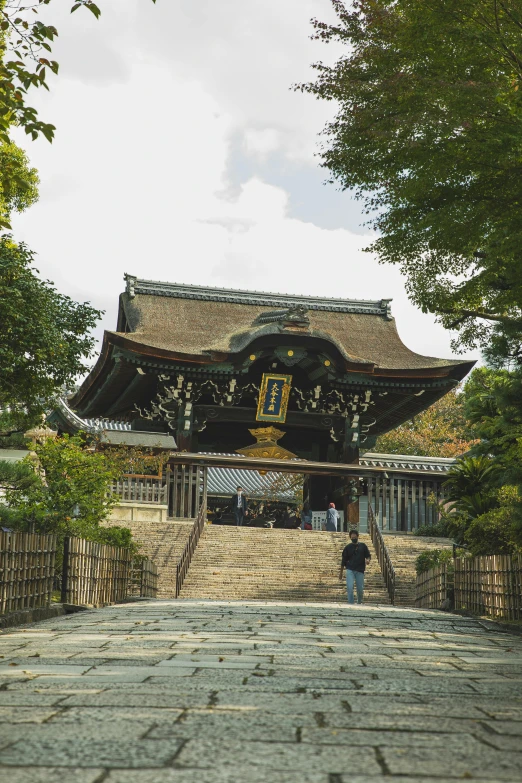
[124,273,137,299]
[255,304,310,329]
[380,299,393,320]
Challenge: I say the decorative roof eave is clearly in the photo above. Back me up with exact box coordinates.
[369,359,476,381]
[69,332,114,410]
[102,330,472,381]
[48,398,103,434]
[124,274,394,318]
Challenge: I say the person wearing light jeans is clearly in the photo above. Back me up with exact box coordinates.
[339,529,371,605]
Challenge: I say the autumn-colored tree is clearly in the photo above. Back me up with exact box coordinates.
[372,388,476,457]
[260,472,304,509]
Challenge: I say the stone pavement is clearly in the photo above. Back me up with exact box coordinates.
[0,600,521,782]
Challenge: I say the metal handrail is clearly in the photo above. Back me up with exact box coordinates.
[174,502,207,597]
[368,505,396,605]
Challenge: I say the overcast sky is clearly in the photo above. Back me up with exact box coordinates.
[11,0,477,367]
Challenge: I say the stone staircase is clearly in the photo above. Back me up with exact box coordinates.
[383,533,454,606]
[103,513,194,598]
[179,526,390,604]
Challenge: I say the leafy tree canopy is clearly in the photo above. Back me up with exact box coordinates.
[2,434,120,540]
[299,0,522,359]
[372,388,475,457]
[0,139,38,229]
[0,236,102,434]
[434,371,522,554]
[0,0,156,144]
[0,435,163,550]
[461,366,522,485]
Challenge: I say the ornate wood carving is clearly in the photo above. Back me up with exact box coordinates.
[136,374,259,432]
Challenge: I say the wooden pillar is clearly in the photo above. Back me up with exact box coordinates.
[342,417,360,465]
[176,401,195,452]
[346,496,359,528]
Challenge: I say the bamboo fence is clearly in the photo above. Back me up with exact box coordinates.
[454,554,522,621]
[416,554,522,620]
[61,537,133,607]
[416,563,453,610]
[130,557,159,598]
[0,532,57,614]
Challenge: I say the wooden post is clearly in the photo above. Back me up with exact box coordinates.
[61,536,70,604]
[346,497,359,527]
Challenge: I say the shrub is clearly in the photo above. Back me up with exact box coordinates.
[98,525,138,554]
[464,487,522,556]
[415,548,454,575]
[414,520,452,538]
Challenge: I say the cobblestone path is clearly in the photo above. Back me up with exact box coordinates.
[1,600,522,782]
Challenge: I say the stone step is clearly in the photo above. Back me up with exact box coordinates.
[179,527,390,604]
[383,533,453,606]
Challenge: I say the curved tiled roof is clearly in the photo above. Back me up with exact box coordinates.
[360,452,455,473]
[202,453,302,501]
[110,276,471,374]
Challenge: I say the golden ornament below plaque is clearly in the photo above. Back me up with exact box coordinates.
[236,426,297,461]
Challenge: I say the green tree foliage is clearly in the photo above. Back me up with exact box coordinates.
[0,139,38,229]
[3,434,120,540]
[373,388,476,457]
[299,1,522,358]
[464,486,521,556]
[444,455,501,517]
[415,548,454,575]
[0,237,102,435]
[462,366,522,484]
[439,452,522,555]
[1,436,170,551]
[450,366,522,553]
[2,434,146,554]
[0,0,156,144]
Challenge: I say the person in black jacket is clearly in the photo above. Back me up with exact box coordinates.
[231,486,248,526]
[339,529,371,604]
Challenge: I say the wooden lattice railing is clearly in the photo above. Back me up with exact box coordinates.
[368,504,395,604]
[110,475,167,505]
[0,532,57,614]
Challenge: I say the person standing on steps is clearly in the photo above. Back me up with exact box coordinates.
[339,529,371,605]
[301,501,312,531]
[325,502,339,532]
[231,486,248,527]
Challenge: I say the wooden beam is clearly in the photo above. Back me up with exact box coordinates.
[167,451,449,480]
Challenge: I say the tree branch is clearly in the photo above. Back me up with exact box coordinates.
[441,309,522,327]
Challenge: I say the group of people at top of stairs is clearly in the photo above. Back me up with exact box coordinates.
[230,486,372,606]
[227,486,307,529]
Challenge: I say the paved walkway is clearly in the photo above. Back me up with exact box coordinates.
[0,600,521,782]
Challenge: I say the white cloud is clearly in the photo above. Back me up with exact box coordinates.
[9,0,477,369]
[244,129,282,159]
